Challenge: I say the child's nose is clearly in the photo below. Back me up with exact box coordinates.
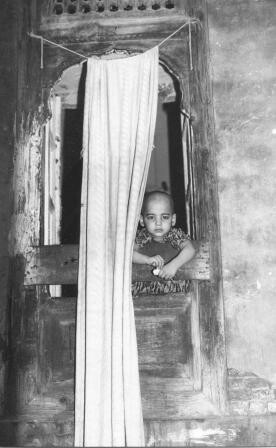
[155,216,162,225]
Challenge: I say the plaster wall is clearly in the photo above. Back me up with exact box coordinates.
[208,0,276,384]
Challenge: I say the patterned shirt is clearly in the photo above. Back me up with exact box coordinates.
[135,227,191,250]
[133,227,192,297]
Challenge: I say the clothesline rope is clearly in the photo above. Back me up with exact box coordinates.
[157,19,198,48]
[28,18,199,69]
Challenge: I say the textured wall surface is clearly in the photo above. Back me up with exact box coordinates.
[208,0,276,384]
[0,0,44,416]
[0,2,17,414]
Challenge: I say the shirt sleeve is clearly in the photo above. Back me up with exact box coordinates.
[164,228,191,250]
[135,228,152,248]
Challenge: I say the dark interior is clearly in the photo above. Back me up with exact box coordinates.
[60,69,187,250]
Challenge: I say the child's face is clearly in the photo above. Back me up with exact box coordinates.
[140,194,176,242]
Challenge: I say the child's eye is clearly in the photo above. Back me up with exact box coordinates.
[162,215,170,220]
[146,215,155,220]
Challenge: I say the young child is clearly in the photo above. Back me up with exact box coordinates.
[133,191,195,280]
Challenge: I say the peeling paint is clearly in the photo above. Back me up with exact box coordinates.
[10,122,42,255]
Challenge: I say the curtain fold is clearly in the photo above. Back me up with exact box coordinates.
[74,47,159,447]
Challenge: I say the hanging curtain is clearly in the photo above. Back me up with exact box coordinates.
[74,47,159,447]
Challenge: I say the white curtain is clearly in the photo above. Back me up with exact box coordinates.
[74,47,159,447]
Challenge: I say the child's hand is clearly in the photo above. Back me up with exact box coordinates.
[147,255,164,269]
[157,261,178,280]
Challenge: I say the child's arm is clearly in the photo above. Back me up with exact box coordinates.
[157,240,195,280]
[133,244,164,269]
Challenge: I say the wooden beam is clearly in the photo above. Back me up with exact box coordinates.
[24,244,79,286]
[24,240,210,286]
[132,240,210,281]
[39,11,192,43]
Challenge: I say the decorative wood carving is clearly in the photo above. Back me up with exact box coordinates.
[44,0,179,18]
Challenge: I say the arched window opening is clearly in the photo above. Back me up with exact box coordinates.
[44,61,195,298]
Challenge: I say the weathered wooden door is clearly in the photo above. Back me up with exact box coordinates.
[23,237,223,445]
[7,2,227,444]
[22,66,226,448]
[24,112,226,438]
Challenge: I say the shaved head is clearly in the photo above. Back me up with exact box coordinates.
[141,191,174,216]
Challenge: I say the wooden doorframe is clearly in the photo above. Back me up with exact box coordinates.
[24,1,227,414]
[185,11,227,411]
[155,53,227,412]
[25,52,227,418]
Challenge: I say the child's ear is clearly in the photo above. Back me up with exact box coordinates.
[139,215,145,227]
[172,214,176,227]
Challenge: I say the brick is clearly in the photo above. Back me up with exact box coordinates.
[228,388,251,400]
[245,376,271,390]
[230,400,249,415]
[252,388,274,401]
[249,401,267,415]
[268,402,276,414]
[228,377,246,388]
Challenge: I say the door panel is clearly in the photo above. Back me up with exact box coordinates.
[133,284,219,419]
[135,294,192,379]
